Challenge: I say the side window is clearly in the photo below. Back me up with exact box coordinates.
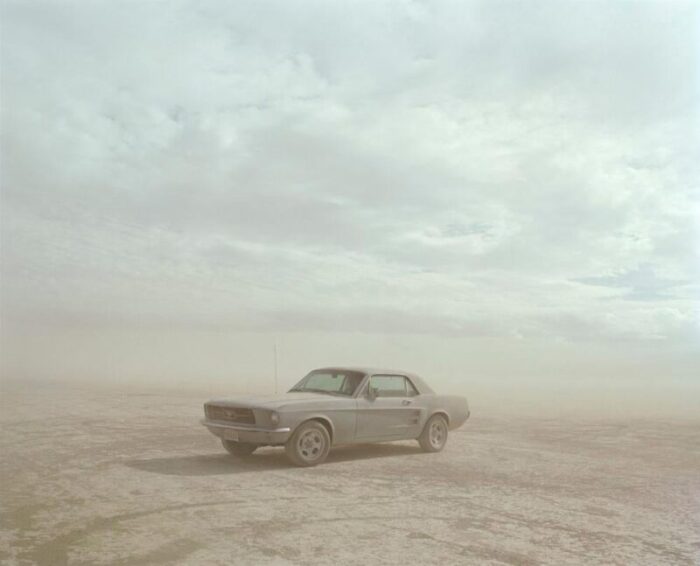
[371,375,418,397]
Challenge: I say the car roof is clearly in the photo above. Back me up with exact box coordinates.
[310,366,435,394]
[312,366,411,376]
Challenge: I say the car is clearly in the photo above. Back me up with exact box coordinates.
[201,367,470,466]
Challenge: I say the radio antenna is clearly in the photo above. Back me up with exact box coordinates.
[273,340,278,394]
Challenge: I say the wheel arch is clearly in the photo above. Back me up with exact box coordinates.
[294,415,335,444]
[429,410,450,426]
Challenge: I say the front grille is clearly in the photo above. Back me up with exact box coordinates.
[205,405,256,425]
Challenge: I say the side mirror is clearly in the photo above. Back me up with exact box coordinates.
[367,386,379,401]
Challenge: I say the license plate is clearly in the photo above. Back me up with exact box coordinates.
[222,429,239,441]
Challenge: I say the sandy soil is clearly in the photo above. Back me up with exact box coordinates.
[1,382,698,565]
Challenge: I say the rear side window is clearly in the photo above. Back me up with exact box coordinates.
[370,375,419,397]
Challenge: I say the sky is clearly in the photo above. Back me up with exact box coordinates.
[1,1,698,411]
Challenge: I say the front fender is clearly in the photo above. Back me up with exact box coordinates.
[282,410,358,445]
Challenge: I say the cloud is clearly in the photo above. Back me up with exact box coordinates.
[1,0,698,346]
[576,264,691,301]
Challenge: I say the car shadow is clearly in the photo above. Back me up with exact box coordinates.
[125,443,424,476]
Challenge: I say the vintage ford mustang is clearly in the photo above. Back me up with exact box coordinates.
[202,367,470,466]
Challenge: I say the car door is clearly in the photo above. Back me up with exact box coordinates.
[355,375,422,440]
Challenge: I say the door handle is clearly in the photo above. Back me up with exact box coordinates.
[401,400,413,406]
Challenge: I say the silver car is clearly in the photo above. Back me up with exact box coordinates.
[202,367,470,466]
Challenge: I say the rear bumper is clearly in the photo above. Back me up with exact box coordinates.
[201,419,292,445]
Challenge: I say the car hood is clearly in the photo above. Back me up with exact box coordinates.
[206,392,345,409]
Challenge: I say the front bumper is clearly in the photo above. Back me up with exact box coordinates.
[201,419,292,445]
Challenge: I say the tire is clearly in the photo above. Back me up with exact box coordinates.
[418,414,448,453]
[285,421,331,467]
[221,439,257,457]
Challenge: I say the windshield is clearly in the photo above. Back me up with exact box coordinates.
[289,370,365,396]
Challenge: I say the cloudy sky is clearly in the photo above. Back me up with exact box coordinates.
[1,1,698,400]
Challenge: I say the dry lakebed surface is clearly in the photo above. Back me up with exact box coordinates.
[1,381,698,565]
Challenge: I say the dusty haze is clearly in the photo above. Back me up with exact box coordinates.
[1,3,699,409]
[2,4,700,564]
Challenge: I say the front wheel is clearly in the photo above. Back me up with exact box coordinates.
[418,414,448,452]
[285,421,330,467]
[222,439,257,457]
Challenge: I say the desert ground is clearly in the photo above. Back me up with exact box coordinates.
[1,381,698,566]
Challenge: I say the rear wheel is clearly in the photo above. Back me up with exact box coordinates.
[221,439,257,457]
[285,421,330,467]
[418,414,448,452]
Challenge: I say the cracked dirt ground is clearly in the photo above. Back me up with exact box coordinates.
[1,382,698,565]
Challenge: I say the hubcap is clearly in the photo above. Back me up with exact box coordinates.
[429,420,445,448]
[297,429,325,461]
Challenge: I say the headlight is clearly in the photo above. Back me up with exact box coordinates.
[270,411,280,426]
